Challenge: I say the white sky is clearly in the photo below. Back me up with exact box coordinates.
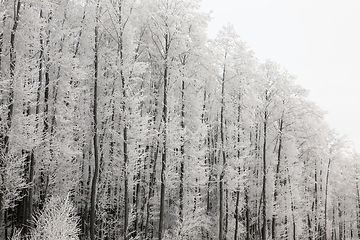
[200,0,360,152]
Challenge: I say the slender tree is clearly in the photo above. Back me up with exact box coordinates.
[89,1,100,239]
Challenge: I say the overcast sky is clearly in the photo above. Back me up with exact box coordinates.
[200,0,360,152]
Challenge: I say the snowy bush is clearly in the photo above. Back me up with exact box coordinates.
[29,195,79,240]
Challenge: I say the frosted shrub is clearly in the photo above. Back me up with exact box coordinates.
[10,229,22,240]
[30,195,79,240]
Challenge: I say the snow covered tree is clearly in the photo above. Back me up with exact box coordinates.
[29,195,80,240]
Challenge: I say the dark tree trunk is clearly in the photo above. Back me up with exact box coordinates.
[324,156,332,240]
[90,2,100,239]
[234,101,242,240]
[287,169,296,240]
[7,0,21,138]
[219,61,226,240]
[158,34,170,240]
[272,117,283,239]
[116,2,130,238]
[121,62,129,240]
[262,109,268,240]
[338,200,342,240]
[314,159,318,239]
[145,80,160,239]
[357,183,360,238]
[245,189,250,240]
[39,11,51,211]
[234,189,240,240]
[36,9,47,213]
[179,71,185,225]
[2,1,21,238]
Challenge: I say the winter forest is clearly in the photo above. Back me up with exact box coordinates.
[0,0,359,239]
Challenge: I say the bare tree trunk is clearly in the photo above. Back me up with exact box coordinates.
[39,10,52,211]
[179,79,184,224]
[119,29,129,240]
[145,142,158,239]
[7,0,21,139]
[179,57,186,225]
[338,200,342,240]
[35,30,43,126]
[314,159,318,239]
[158,33,170,240]
[234,188,240,240]
[130,99,145,238]
[286,167,296,240]
[90,2,100,239]
[245,188,250,240]
[130,156,141,238]
[144,79,160,239]
[0,7,5,136]
[324,157,331,240]
[115,2,130,238]
[343,200,346,239]
[121,64,129,239]
[272,117,283,239]
[202,88,213,239]
[262,108,268,240]
[219,62,226,240]
[123,118,129,240]
[234,102,241,240]
[261,109,268,240]
[20,8,46,232]
[356,183,360,238]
